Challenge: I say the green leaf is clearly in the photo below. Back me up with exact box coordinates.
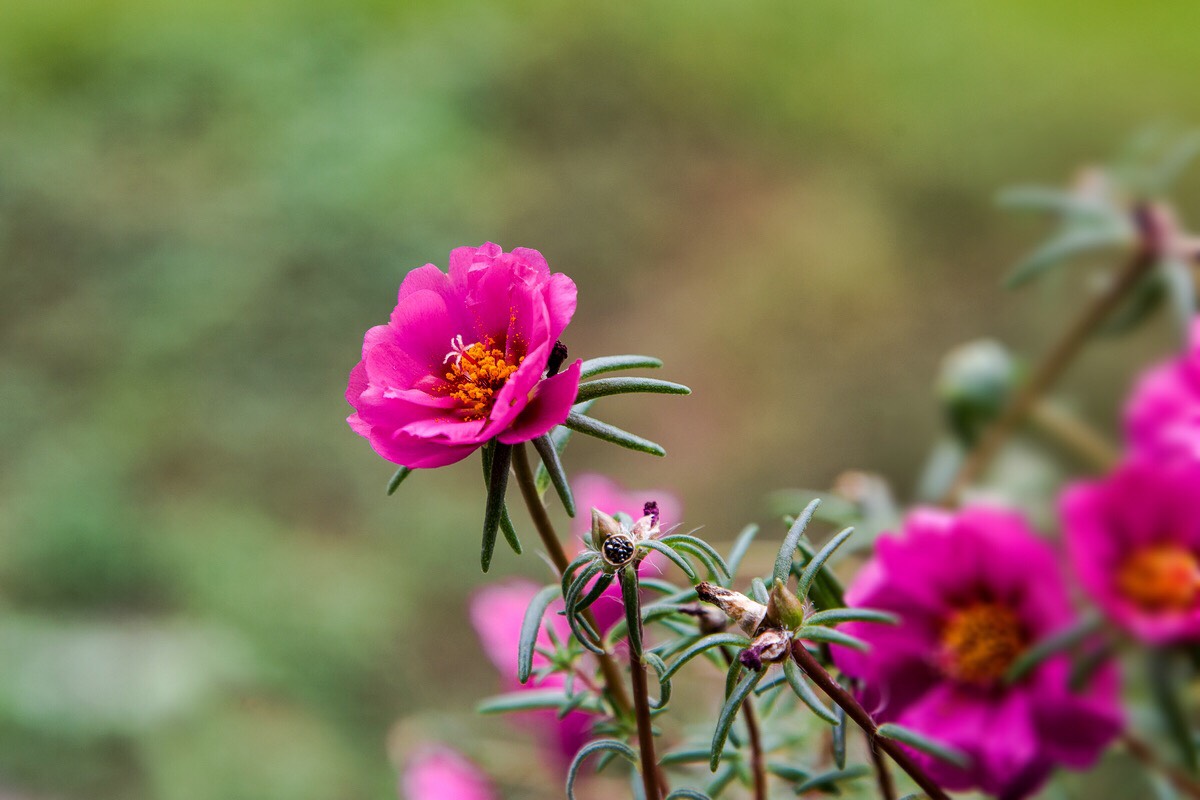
[565,563,607,655]
[518,584,563,684]
[710,668,765,771]
[749,577,769,605]
[832,702,847,769]
[579,355,664,380]
[765,762,810,783]
[723,656,744,700]
[561,552,597,602]
[1148,649,1198,773]
[662,633,750,681]
[783,656,838,724]
[575,571,615,615]
[774,498,821,585]
[1150,130,1200,192]
[996,185,1109,219]
[532,434,575,517]
[1005,227,1130,289]
[564,412,666,457]
[706,764,738,797]
[385,466,412,495]
[877,723,971,769]
[1006,614,1101,683]
[566,740,639,800]
[480,443,515,572]
[534,399,596,495]
[804,608,899,627]
[797,526,854,600]
[619,567,644,656]
[643,652,671,709]
[753,670,787,695]
[661,748,741,767]
[665,790,713,800]
[1162,256,1197,343]
[661,535,731,583]
[481,442,521,559]
[639,540,697,582]
[479,689,603,715]
[575,377,692,404]
[793,765,869,794]
[725,524,760,582]
[797,626,869,652]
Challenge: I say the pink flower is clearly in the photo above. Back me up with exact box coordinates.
[1125,318,1200,464]
[1063,459,1200,644]
[347,243,581,468]
[833,506,1122,800]
[469,476,683,767]
[400,745,496,800]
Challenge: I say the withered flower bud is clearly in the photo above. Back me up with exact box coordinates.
[738,629,790,671]
[767,578,806,630]
[677,602,729,635]
[695,582,766,637]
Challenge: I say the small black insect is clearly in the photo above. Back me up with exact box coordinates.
[601,533,636,568]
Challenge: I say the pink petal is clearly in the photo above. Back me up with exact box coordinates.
[497,359,583,445]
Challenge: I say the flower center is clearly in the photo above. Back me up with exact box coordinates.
[1117,544,1200,612]
[939,602,1025,685]
[442,337,523,420]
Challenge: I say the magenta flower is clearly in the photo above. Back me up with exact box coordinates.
[1063,459,1200,644]
[347,243,581,468]
[400,745,496,800]
[1125,318,1200,464]
[833,506,1122,799]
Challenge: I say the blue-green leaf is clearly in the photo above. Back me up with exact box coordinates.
[565,411,666,456]
[479,689,603,715]
[783,655,838,724]
[385,466,412,495]
[797,526,854,600]
[567,740,639,800]
[575,377,691,403]
[518,584,563,684]
[640,540,697,582]
[804,607,899,627]
[579,355,664,379]
[480,443,514,572]
[797,626,869,652]
[662,633,750,681]
[725,524,760,582]
[877,722,971,769]
[774,499,821,585]
[532,434,575,517]
[1005,614,1101,683]
[793,765,869,794]
[710,668,764,771]
[1005,227,1130,289]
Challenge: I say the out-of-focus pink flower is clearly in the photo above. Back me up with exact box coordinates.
[1063,459,1200,644]
[833,506,1122,800]
[400,745,496,800]
[469,476,683,769]
[347,243,580,468]
[1125,318,1200,464]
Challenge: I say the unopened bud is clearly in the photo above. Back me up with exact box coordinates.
[767,579,806,630]
[591,508,623,547]
[695,582,766,637]
[739,629,790,671]
[677,602,729,635]
[546,341,569,377]
[937,339,1016,446]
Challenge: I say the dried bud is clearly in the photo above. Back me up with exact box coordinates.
[546,340,569,377]
[628,512,660,543]
[591,508,623,547]
[677,602,729,635]
[642,501,660,526]
[739,629,790,671]
[767,578,806,630]
[695,582,766,637]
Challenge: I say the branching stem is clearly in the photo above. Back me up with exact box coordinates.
[790,642,950,800]
[1124,732,1200,799]
[940,203,1165,506]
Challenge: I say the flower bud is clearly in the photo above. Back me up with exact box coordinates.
[937,339,1017,446]
[591,508,623,547]
[767,579,806,630]
[695,582,766,637]
[739,629,790,671]
[677,602,729,635]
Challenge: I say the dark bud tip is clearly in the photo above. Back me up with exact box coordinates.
[642,500,660,526]
[546,340,569,377]
[739,647,764,671]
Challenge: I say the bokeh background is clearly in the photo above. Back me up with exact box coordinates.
[3,1,1200,798]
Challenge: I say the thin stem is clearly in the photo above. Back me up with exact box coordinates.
[510,444,634,717]
[623,570,665,800]
[867,728,897,800]
[1124,732,1200,799]
[1029,400,1120,472]
[790,643,950,800]
[718,648,768,800]
[940,203,1164,507]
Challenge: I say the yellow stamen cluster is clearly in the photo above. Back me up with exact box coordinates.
[1117,544,1200,612]
[940,602,1025,685]
[443,340,522,419]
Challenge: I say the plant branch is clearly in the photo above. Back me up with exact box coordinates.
[1124,732,1200,799]
[718,648,768,800]
[790,642,950,800]
[867,728,897,800]
[510,444,634,717]
[1029,400,1121,472]
[622,570,665,800]
[940,203,1165,507]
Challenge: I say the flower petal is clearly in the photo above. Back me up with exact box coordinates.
[497,359,582,445]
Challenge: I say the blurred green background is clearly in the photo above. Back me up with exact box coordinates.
[2,1,1200,797]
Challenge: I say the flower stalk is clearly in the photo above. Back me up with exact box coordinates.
[789,641,951,800]
[510,443,635,717]
[940,202,1165,506]
[620,568,665,800]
